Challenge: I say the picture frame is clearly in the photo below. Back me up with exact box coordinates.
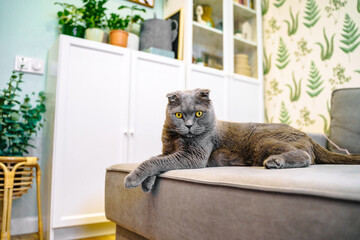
[165,8,184,60]
[128,0,154,8]
[203,52,223,70]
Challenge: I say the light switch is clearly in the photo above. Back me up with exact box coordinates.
[14,55,45,75]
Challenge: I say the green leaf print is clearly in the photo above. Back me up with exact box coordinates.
[276,37,290,69]
[279,101,292,125]
[306,61,324,98]
[316,28,335,61]
[318,101,331,135]
[303,0,321,28]
[263,48,272,75]
[358,0,360,13]
[274,0,286,8]
[262,0,269,16]
[339,14,360,56]
[286,72,302,102]
[265,109,274,123]
[296,107,315,130]
[284,7,299,36]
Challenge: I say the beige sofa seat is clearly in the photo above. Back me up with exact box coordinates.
[105,164,360,240]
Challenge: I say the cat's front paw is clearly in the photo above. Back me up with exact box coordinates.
[264,156,285,169]
[141,175,157,193]
[124,172,143,189]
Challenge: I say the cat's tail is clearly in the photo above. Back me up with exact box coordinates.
[312,141,360,164]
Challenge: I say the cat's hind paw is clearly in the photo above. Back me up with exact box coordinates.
[264,156,285,169]
[141,175,157,193]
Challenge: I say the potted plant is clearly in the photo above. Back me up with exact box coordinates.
[82,0,108,42]
[0,70,46,156]
[107,13,130,47]
[55,2,86,38]
[118,5,146,50]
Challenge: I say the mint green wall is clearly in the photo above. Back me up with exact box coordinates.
[0,0,163,235]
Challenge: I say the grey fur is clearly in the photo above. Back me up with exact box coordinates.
[124,89,360,192]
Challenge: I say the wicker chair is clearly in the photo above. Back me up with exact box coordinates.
[0,156,43,240]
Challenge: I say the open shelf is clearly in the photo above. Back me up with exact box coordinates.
[234,35,257,48]
[193,21,223,36]
[233,1,256,19]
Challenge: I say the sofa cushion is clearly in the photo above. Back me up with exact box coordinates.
[105,164,360,240]
[329,88,360,154]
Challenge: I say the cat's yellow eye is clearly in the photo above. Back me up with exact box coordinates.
[195,111,203,118]
[175,112,183,119]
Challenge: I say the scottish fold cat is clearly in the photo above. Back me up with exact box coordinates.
[125,89,360,192]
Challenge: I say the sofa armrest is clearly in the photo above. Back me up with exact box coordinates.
[307,133,328,149]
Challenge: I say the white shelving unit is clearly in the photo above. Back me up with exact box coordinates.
[165,0,263,122]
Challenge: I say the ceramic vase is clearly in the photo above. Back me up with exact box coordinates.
[85,28,106,43]
[109,30,129,47]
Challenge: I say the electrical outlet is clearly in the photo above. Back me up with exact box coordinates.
[14,55,45,75]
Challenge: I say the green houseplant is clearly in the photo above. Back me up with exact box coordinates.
[0,70,46,156]
[107,13,130,47]
[118,5,146,50]
[55,2,86,38]
[82,0,108,42]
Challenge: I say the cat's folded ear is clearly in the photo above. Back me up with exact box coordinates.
[166,91,180,105]
[196,89,211,102]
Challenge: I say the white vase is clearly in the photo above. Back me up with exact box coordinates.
[127,33,140,50]
[85,28,106,42]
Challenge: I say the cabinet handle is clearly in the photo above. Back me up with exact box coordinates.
[129,130,134,135]
[124,129,128,135]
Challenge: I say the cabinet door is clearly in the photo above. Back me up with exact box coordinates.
[128,52,185,163]
[52,36,131,228]
[229,77,260,122]
[188,65,228,120]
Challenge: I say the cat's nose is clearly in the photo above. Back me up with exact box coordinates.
[185,121,193,129]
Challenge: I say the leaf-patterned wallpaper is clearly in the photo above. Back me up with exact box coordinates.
[262,0,360,134]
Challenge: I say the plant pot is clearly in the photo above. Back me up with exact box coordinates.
[127,33,140,50]
[85,28,107,43]
[62,24,85,38]
[109,30,129,47]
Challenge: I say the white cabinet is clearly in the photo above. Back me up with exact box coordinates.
[128,51,185,163]
[44,35,185,239]
[187,65,228,120]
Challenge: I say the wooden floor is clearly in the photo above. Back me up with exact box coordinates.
[12,233,115,240]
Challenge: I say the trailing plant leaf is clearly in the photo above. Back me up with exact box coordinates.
[306,61,324,98]
[0,71,46,156]
[273,0,286,8]
[303,0,321,28]
[339,14,360,56]
[284,7,299,36]
[316,28,335,61]
[276,37,290,69]
[263,48,272,75]
[286,72,302,102]
[262,0,269,16]
[358,0,360,13]
[279,101,291,125]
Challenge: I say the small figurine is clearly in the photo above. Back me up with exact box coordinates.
[196,5,207,25]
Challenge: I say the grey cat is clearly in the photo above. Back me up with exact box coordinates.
[125,89,360,192]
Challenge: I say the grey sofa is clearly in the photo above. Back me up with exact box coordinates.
[105,88,360,240]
